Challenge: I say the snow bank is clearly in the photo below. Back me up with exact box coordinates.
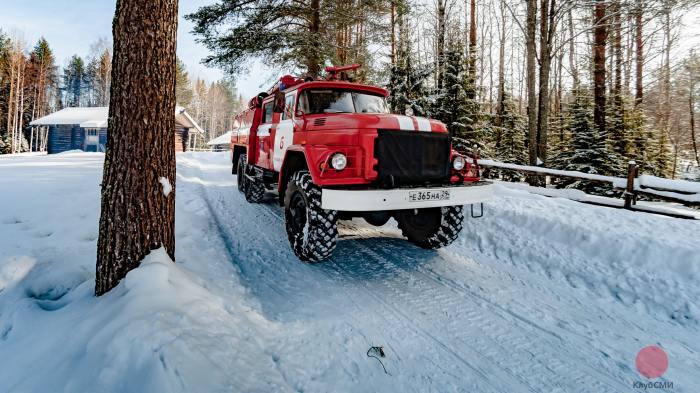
[639,174,700,194]
[0,248,289,392]
[459,184,700,325]
[0,153,287,392]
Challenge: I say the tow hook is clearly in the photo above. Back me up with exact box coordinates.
[471,203,484,218]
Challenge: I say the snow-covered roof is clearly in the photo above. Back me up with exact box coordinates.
[207,131,233,146]
[30,107,109,126]
[30,106,204,134]
[80,120,108,128]
[175,106,204,134]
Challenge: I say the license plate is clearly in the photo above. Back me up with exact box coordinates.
[408,190,451,202]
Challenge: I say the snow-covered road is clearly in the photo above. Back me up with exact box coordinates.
[1,152,698,392]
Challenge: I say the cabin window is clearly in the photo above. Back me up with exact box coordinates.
[282,94,295,120]
[263,102,274,124]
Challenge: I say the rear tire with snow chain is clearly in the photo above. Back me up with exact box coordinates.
[236,154,246,193]
[284,171,338,262]
[245,174,265,203]
[243,163,265,203]
[395,206,464,249]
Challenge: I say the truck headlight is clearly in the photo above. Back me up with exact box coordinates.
[331,153,347,170]
[452,155,466,171]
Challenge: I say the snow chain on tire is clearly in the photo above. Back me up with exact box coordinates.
[284,171,338,262]
[237,154,246,193]
[244,164,266,203]
[397,206,464,249]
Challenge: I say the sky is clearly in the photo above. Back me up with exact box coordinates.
[1,1,700,100]
[0,0,272,96]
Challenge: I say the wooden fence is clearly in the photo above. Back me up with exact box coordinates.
[476,159,700,220]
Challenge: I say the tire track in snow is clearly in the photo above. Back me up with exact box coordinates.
[179,155,670,392]
[340,242,632,392]
[184,166,513,391]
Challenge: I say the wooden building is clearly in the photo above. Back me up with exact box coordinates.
[206,131,233,152]
[29,106,203,154]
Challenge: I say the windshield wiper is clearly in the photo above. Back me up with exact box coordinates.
[323,109,352,113]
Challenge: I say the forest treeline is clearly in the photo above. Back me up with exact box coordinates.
[189,0,700,181]
[0,32,244,153]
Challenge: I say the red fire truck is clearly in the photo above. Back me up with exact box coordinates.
[231,65,493,261]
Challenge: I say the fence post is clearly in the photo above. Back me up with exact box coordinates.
[624,161,637,209]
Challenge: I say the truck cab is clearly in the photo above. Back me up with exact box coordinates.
[231,65,493,261]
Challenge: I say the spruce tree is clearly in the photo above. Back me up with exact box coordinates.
[388,50,432,117]
[606,97,628,176]
[432,44,483,151]
[487,92,527,181]
[175,58,193,107]
[650,128,674,178]
[62,55,86,107]
[625,105,653,173]
[492,92,527,165]
[561,89,611,192]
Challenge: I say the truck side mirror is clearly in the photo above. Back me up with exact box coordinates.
[295,109,305,118]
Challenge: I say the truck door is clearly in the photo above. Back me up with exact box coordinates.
[273,93,296,172]
[256,100,274,168]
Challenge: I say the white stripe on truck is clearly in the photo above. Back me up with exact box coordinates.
[415,117,432,132]
[394,115,415,131]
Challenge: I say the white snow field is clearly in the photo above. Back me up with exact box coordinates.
[0,151,698,393]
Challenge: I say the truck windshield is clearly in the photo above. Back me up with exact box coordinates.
[299,89,389,115]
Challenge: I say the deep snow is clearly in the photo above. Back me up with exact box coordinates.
[0,151,698,392]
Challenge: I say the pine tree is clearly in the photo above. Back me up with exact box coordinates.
[186,0,389,76]
[96,0,178,295]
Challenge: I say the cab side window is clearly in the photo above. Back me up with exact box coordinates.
[282,94,295,120]
[263,102,274,123]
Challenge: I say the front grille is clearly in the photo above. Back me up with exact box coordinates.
[374,130,451,186]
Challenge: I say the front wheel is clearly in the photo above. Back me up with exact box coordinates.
[395,206,464,249]
[284,171,338,262]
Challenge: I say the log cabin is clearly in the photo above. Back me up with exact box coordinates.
[29,106,203,154]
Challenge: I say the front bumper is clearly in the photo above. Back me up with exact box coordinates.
[321,181,494,211]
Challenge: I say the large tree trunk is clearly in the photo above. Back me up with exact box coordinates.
[526,0,538,169]
[612,0,623,105]
[307,0,321,77]
[536,0,556,164]
[690,72,698,166]
[95,0,178,295]
[467,0,477,98]
[436,0,446,90]
[635,3,644,106]
[390,0,396,65]
[593,0,608,141]
[495,0,507,128]
[568,9,579,90]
